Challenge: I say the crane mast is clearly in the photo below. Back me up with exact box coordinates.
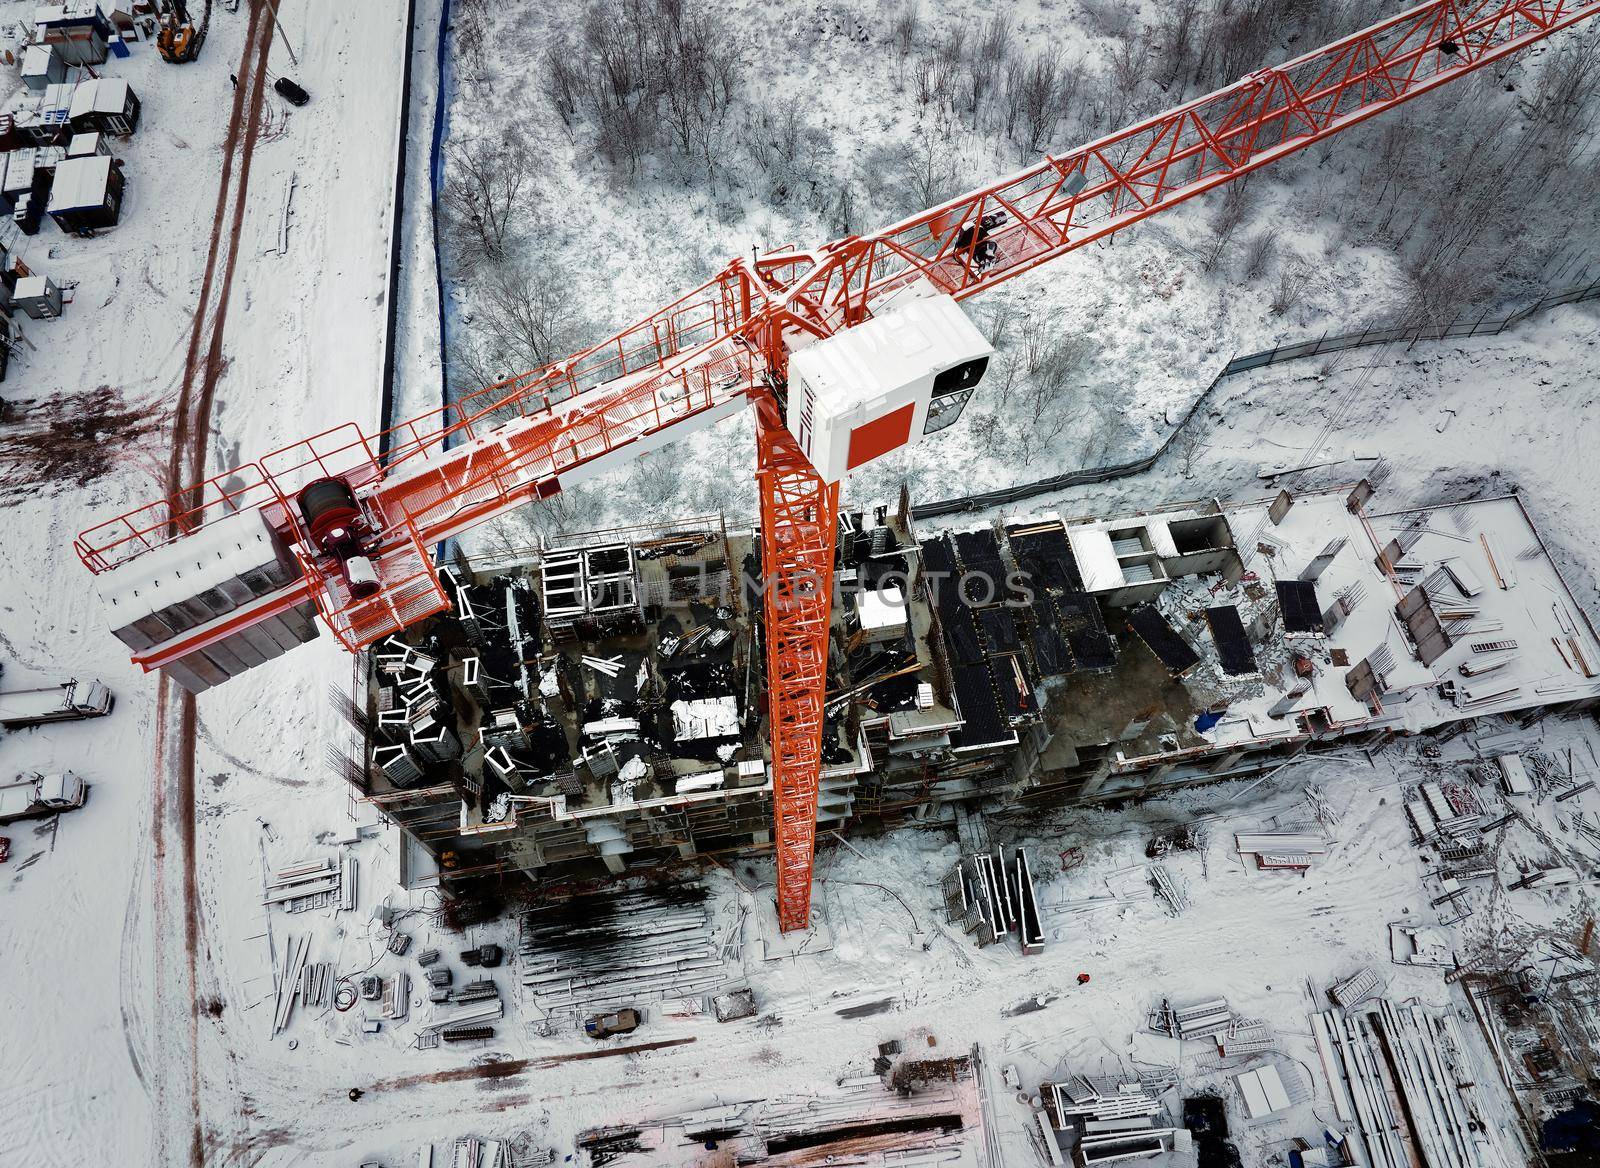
[76,0,1600,931]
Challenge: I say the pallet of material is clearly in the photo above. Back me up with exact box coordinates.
[1235,832,1328,855]
[383,973,410,1021]
[1256,852,1312,870]
[339,855,357,911]
[1170,998,1233,1041]
[1329,967,1381,1008]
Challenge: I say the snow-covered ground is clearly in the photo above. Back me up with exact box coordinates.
[0,2,408,1163]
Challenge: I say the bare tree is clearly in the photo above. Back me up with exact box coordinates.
[478,265,584,376]
[442,131,537,263]
[963,13,1012,117]
[1269,264,1306,317]
[542,39,583,129]
[1008,50,1068,154]
[1198,179,1254,273]
[891,0,921,56]
[1240,230,1276,281]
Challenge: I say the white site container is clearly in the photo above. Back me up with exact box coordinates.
[786,291,993,484]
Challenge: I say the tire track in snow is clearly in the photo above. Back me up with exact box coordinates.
[146,4,274,1164]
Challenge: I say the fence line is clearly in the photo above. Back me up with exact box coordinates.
[916,273,1600,519]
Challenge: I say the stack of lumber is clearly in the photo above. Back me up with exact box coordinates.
[273,936,312,1035]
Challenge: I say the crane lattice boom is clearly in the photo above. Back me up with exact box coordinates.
[77,0,1600,931]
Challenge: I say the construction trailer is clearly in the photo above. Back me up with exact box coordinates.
[68,78,141,136]
[35,2,115,66]
[20,43,68,91]
[48,153,124,233]
[12,82,76,146]
[9,274,64,319]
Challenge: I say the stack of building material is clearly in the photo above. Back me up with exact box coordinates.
[382,973,410,1022]
[1046,1077,1177,1166]
[518,882,728,1017]
[423,996,503,1037]
[273,936,312,1035]
[1167,998,1233,1042]
[1234,832,1328,871]
[1313,1001,1498,1168]
[264,858,341,912]
[942,845,1046,954]
[299,961,334,1010]
[1149,865,1186,915]
[339,855,357,911]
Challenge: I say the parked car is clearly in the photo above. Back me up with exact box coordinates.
[584,1007,641,1038]
[273,77,309,106]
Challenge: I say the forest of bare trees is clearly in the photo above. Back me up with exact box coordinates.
[439,0,1600,527]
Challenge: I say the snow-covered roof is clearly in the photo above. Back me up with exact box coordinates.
[69,77,129,120]
[21,43,56,72]
[49,153,111,212]
[35,2,104,26]
[857,584,907,632]
[1068,528,1124,591]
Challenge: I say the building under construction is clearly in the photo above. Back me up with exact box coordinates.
[346,482,1600,891]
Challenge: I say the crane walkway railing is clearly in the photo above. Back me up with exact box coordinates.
[915,271,1600,519]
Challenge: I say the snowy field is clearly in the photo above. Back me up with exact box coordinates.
[0,0,1596,1165]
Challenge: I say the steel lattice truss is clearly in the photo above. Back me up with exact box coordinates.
[76,0,1600,931]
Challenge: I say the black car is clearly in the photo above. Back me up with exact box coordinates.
[274,77,310,106]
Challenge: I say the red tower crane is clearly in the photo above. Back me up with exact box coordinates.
[77,0,1600,932]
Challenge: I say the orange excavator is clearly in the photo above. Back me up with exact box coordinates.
[156,0,210,64]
